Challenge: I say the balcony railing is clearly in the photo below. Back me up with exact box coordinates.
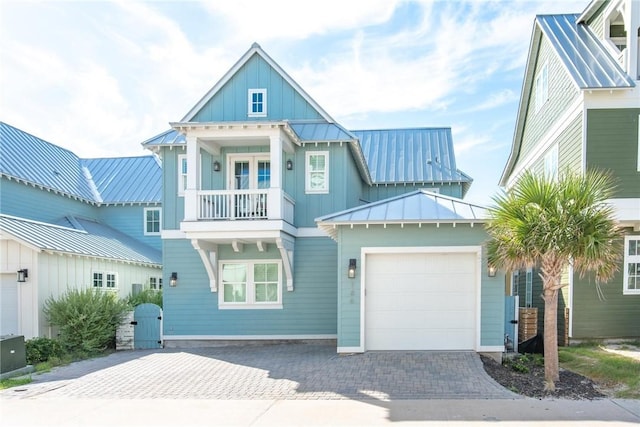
[197,189,294,223]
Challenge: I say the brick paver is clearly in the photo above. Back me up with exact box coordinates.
[2,343,518,400]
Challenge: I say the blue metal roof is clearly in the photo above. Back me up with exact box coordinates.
[1,122,161,205]
[352,128,473,185]
[316,190,487,238]
[82,157,161,204]
[0,122,96,201]
[537,14,635,89]
[288,122,356,142]
[141,129,186,147]
[0,214,161,266]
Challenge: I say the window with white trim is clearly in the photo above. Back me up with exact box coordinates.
[144,208,161,235]
[534,62,548,113]
[544,144,558,181]
[511,270,520,296]
[178,155,187,196]
[525,268,533,307]
[93,271,117,290]
[623,236,640,295]
[248,89,267,117]
[149,277,162,291]
[219,260,282,309]
[305,151,329,194]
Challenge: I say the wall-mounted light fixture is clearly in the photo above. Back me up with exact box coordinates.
[348,259,357,279]
[213,161,221,172]
[17,269,28,283]
[286,159,293,170]
[488,265,497,277]
[170,272,178,287]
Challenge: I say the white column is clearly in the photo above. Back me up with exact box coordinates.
[268,134,283,219]
[184,134,200,221]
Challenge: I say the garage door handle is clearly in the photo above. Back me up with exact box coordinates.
[130,321,138,325]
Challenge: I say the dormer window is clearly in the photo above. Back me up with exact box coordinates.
[248,89,267,117]
[607,10,627,53]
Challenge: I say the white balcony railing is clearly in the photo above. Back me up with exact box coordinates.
[197,189,295,223]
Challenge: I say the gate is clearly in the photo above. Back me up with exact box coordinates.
[133,303,162,349]
[504,296,519,352]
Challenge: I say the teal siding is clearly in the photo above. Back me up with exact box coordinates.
[336,224,504,349]
[98,205,162,251]
[0,178,97,222]
[160,146,186,231]
[363,184,463,202]
[163,237,337,336]
[192,54,324,122]
[586,109,640,198]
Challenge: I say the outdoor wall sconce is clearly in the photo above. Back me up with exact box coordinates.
[17,269,28,283]
[348,259,357,279]
[213,161,221,172]
[286,159,293,170]
[488,265,497,277]
[170,272,178,287]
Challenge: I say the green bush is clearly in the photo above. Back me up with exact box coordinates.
[25,337,64,364]
[43,288,129,356]
[126,289,162,308]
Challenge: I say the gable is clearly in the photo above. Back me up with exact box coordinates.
[184,44,330,123]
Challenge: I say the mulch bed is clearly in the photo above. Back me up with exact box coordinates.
[481,354,606,400]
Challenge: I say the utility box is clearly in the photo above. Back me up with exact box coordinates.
[0,335,27,374]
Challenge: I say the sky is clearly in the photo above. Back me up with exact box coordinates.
[0,0,588,205]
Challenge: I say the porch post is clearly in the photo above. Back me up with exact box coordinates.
[184,134,200,221]
[269,134,283,220]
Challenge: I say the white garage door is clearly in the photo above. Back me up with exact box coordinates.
[1,274,19,336]
[365,252,477,350]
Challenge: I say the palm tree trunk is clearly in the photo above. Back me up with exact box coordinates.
[542,286,559,391]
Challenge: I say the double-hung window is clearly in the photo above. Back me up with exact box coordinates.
[144,208,161,235]
[544,144,558,181]
[248,89,267,117]
[219,260,282,309]
[178,155,187,196]
[305,151,329,194]
[623,236,640,295]
[534,62,548,113]
[93,271,117,290]
[149,277,162,291]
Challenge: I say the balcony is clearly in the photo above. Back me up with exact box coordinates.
[195,188,295,224]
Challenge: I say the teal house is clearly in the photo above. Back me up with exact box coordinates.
[144,43,505,354]
[500,0,640,342]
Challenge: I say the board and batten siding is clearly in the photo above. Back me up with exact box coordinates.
[191,54,324,123]
[162,236,337,338]
[363,184,463,202]
[586,109,640,198]
[0,179,97,223]
[161,146,186,231]
[571,229,640,339]
[335,224,503,349]
[518,36,580,165]
[0,239,38,338]
[99,205,162,251]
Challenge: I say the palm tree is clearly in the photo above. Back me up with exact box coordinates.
[486,169,622,391]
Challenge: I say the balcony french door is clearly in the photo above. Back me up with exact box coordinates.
[231,157,270,218]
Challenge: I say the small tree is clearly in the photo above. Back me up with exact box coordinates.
[487,170,622,391]
[44,288,130,356]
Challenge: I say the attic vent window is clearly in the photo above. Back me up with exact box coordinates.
[248,89,267,117]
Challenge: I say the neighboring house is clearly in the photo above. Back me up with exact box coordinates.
[0,122,163,339]
[143,43,505,354]
[500,0,640,341]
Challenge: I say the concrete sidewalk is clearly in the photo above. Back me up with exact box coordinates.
[1,397,639,426]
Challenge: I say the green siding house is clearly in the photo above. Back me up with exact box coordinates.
[500,0,640,342]
[144,43,504,354]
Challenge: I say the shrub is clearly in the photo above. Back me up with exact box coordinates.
[126,289,162,308]
[43,288,129,356]
[25,337,64,364]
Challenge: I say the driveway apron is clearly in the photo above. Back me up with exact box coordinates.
[2,343,518,400]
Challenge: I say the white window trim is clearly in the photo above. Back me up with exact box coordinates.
[525,268,533,307]
[93,271,118,290]
[218,260,283,309]
[178,154,187,197]
[248,88,267,118]
[534,62,548,114]
[144,207,162,236]
[149,276,163,291]
[305,151,329,194]
[623,235,640,295]
[544,144,559,181]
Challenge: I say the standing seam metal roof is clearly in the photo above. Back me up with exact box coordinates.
[0,214,161,266]
[537,14,634,89]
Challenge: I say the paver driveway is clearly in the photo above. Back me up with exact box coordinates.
[2,343,518,400]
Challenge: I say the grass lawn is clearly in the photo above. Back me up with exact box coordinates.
[559,342,640,399]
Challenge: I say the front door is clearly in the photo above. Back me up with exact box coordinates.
[231,157,270,218]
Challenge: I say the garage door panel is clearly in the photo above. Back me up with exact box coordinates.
[365,251,477,351]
